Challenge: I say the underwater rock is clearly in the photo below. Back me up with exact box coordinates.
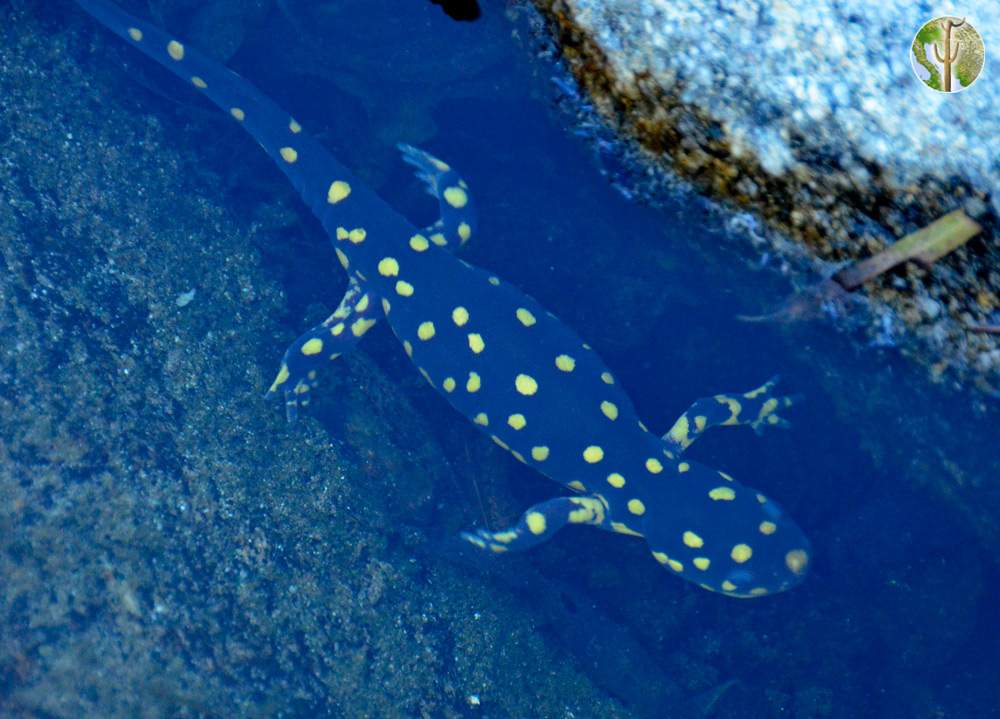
[0,6,632,717]
[530,0,1000,393]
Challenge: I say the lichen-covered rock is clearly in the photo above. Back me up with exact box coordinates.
[531,0,1000,392]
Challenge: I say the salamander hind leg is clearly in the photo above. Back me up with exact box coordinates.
[461,495,606,554]
[662,376,799,453]
[398,144,477,250]
[265,278,381,421]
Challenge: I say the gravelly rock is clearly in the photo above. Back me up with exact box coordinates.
[0,6,634,717]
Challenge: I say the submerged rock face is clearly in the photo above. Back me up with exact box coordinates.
[532,0,1000,391]
[0,7,633,717]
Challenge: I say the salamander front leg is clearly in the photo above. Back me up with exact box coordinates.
[265,278,380,421]
[662,376,798,453]
[398,143,477,250]
[461,495,606,554]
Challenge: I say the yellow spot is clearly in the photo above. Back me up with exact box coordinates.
[554,354,575,372]
[760,398,778,418]
[289,118,302,133]
[403,236,427,255]
[327,180,351,204]
[668,416,691,447]
[606,472,625,488]
[515,374,538,396]
[600,371,614,385]
[721,580,738,592]
[351,318,375,337]
[381,298,391,314]
[582,445,603,463]
[759,521,777,535]
[468,333,485,354]
[473,412,489,426]
[652,553,682,572]
[403,340,413,358]
[167,40,184,61]
[191,76,207,89]
[466,372,481,393]
[279,147,298,163]
[708,486,736,501]
[744,383,768,399]
[568,504,593,523]
[443,186,468,208]
[331,322,345,336]
[336,227,349,241]
[395,281,414,297]
[717,395,742,425]
[452,306,469,327]
[430,157,450,171]
[419,368,434,387]
[378,257,400,277]
[442,377,456,393]
[230,107,245,122]
[645,458,663,474]
[127,27,143,42]
[417,321,435,341]
[627,498,646,516]
[513,449,527,465]
[526,511,546,535]
[611,522,643,537]
[268,363,290,391]
[490,544,508,553]
[600,401,618,420]
[354,294,370,313]
[515,308,536,326]
[731,544,753,563]
[567,482,586,495]
[335,248,349,269]
[493,530,518,544]
[694,415,707,431]
[301,338,323,355]
[488,276,500,286]
[531,446,549,461]
[683,531,704,548]
[507,413,526,430]
[693,557,711,571]
[458,222,472,242]
[678,462,690,473]
[757,493,767,504]
[430,233,447,246]
[786,549,809,574]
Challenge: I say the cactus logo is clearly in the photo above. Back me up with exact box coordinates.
[911,16,985,93]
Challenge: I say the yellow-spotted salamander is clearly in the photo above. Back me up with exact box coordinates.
[76,0,810,598]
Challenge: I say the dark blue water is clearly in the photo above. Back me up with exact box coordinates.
[6,0,999,716]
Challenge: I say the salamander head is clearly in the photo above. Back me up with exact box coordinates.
[640,462,810,598]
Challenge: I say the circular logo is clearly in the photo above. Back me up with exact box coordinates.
[910,16,985,93]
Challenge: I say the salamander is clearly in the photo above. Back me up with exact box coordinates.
[75,0,810,597]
